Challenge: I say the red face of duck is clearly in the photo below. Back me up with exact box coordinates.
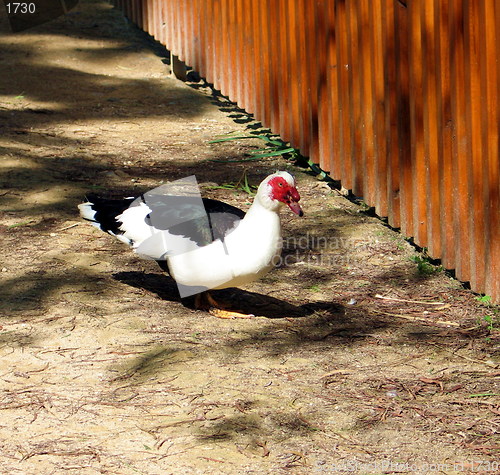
[269,176,304,216]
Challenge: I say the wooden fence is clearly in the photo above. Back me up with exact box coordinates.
[112,0,500,303]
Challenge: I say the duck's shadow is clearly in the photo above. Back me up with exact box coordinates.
[113,271,340,318]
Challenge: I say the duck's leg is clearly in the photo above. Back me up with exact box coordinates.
[195,291,254,319]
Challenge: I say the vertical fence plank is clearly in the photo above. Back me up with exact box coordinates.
[258,0,272,129]
[277,0,292,143]
[225,0,237,100]
[202,1,213,84]
[167,0,176,62]
[358,0,376,206]
[395,1,412,237]
[185,0,195,70]
[335,0,352,189]
[369,0,387,217]
[421,0,441,256]
[211,0,219,87]
[303,0,319,164]
[383,0,400,228]
[317,0,335,175]
[466,0,488,293]
[299,0,310,155]
[435,0,455,269]
[147,0,156,39]
[449,0,471,282]
[286,1,302,149]
[347,1,361,193]
[159,0,168,45]
[245,0,258,116]
[484,1,500,300]
[266,1,281,133]
[234,0,245,107]
[408,2,428,247]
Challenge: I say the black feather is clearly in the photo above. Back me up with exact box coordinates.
[84,194,246,247]
[83,194,134,235]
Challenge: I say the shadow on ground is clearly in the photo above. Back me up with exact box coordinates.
[113,270,341,319]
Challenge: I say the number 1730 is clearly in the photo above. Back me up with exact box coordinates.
[6,3,36,14]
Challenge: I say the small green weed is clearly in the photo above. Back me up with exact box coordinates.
[8,220,35,228]
[467,392,500,398]
[209,132,300,162]
[483,314,497,332]
[206,171,257,196]
[209,130,336,186]
[476,295,492,305]
[410,254,443,275]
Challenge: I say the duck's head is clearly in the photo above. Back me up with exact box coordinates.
[257,171,303,216]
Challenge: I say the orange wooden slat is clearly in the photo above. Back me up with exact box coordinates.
[383,0,401,228]
[211,0,222,90]
[294,0,311,156]
[316,0,335,175]
[199,0,210,84]
[346,0,360,193]
[484,0,500,302]
[217,0,230,96]
[350,0,365,196]
[285,1,302,149]
[335,0,352,190]
[181,0,193,68]
[408,1,427,246]
[224,0,236,101]
[266,1,281,134]
[370,0,387,217]
[463,0,482,291]
[394,1,412,237]
[244,0,257,115]
[435,0,455,269]
[153,0,160,41]
[143,0,154,35]
[449,0,471,282]
[192,0,203,77]
[303,0,319,164]
[358,0,376,206]
[276,0,292,143]
[421,0,441,257]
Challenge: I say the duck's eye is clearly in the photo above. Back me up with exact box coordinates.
[278,182,283,187]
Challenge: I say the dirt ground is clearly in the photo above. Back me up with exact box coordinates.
[1,1,499,473]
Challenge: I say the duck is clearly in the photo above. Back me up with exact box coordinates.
[78,171,303,318]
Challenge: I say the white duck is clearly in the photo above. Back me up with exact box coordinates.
[78,171,303,318]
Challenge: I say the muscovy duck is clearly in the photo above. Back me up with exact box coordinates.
[78,171,303,318]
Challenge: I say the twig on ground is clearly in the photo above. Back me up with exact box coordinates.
[428,343,498,368]
[57,223,80,232]
[373,311,460,327]
[375,294,447,306]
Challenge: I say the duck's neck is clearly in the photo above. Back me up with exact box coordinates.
[239,196,283,241]
[244,194,283,220]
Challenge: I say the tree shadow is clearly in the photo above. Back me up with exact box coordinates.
[0,0,220,222]
[113,270,340,319]
[0,266,107,316]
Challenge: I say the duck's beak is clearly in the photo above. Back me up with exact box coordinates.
[287,187,303,216]
[288,200,304,216]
